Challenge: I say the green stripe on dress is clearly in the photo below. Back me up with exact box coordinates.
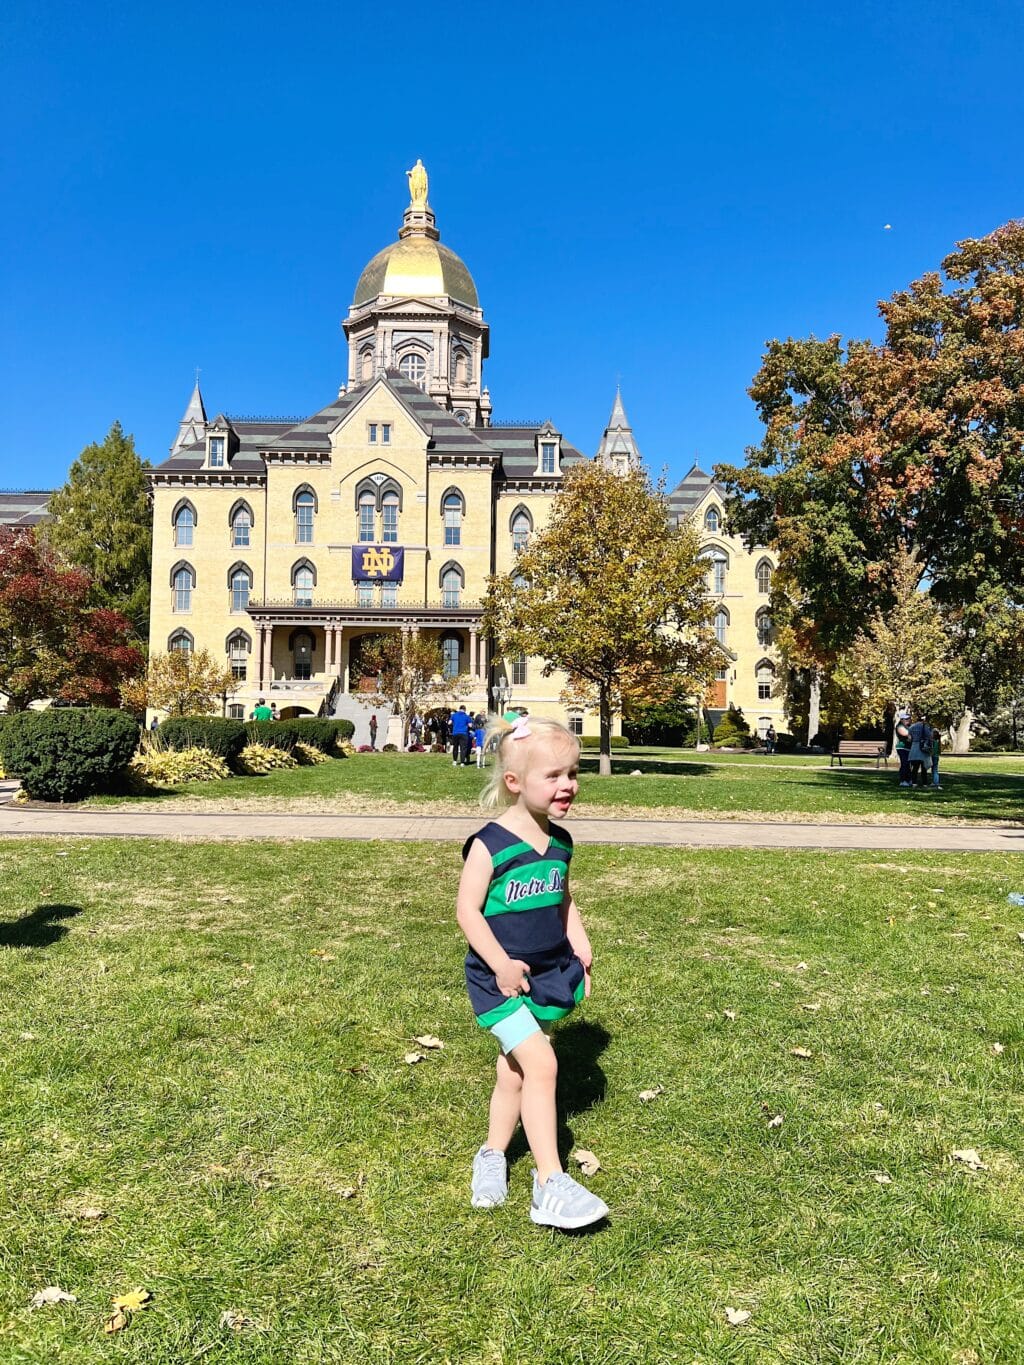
[475,975,586,1028]
[490,840,534,870]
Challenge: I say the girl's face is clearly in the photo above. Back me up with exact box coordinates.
[505,738,580,819]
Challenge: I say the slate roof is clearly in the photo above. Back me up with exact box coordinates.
[667,464,726,519]
[0,491,52,526]
[152,373,587,480]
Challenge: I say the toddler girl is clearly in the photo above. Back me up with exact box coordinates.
[456,714,608,1229]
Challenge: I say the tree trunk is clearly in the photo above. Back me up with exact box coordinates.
[599,684,612,777]
[807,669,821,744]
[950,708,974,754]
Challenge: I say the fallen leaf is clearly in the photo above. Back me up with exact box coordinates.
[310,949,337,961]
[796,961,808,971]
[801,1003,821,1012]
[220,1309,264,1332]
[19,1031,35,1041]
[572,1149,601,1176]
[725,1307,752,1326]
[98,961,108,975]
[338,1186,358,1199]
[30,1286,76,1309]
[951,1148,987,1172]
[104,1309,130,1334]
[76,1206,106,1221]
[345,1064,369,1075]
[1018,932,1024,945]
[638,1086,665,1102]
[241,963,255,971]
[871,1172,892,1184]
[992,1042,1005,1055]
[413,1035,444,1050]
[790,1046,813,1060]
[723,1009,737,1021]
[767,1113,784,1129]
[404,1052,426,1065]
[112,1288,153,1312]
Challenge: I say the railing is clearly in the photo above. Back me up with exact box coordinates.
[248,598,485,612]
[320,678,340,717]
[489,419,545,428]
[226,414,310,424]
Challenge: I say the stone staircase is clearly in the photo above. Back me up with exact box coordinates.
[331,688,379,748]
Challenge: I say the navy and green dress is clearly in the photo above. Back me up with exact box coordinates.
[463,821,585,1030]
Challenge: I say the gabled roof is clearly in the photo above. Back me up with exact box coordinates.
[667,462,727,516]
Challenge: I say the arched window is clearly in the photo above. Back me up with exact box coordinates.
[227,630,250,680]
[228,562,253,613]
[702,549,727,595]
[358,490,375,542]
[381,491,399,544]
[399,352,427,387]
[441,634,461,678]
[291,559,316,606]
[172,500,195,547]
[360,346,374,382]
[443,489,464,546]
[440,561,464,608]
[294,487,316,544]
[510,505,532,553]
[168,628,193,654]
[756,659,776,700]
[170,561,195,613]
[705,506,721,533]
[230,500,253,548]
[714,607,729,646]
[512,573,528,591]
[756,608,774,647]
[292,630,314,680]
[756,559,773,594]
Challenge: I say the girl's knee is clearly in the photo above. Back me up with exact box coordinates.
[496,1055,524,1092]
[518,1036,557,1083]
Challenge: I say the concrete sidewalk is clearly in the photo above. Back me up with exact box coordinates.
[0,802,1022,851]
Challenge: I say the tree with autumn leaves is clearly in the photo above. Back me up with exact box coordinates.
[484,463,719,774]
[0,528,143,711]
[719,221,1024,749]
[355,633,473,746]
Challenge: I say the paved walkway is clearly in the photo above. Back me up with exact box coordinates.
[1,801,1022,851]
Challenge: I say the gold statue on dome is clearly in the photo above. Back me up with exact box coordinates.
[406,159,429,207]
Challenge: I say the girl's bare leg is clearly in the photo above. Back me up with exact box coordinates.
[510,1031,560,1183]
[486,1051,524,1152]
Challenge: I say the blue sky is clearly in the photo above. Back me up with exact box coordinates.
[2,0,1022,492]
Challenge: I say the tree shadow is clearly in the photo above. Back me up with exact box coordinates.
[807,768,1024,822]
[578,757,717,777]
[0,903,82,949]
[507,1017,611,1173]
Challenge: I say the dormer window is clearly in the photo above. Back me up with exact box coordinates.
[705,507,721,533]
[209,436,225,467]
[399,353,427,387]
[535,430,561,476]
[541,442,556,474]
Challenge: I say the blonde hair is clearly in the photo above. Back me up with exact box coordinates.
[479,714,581,811]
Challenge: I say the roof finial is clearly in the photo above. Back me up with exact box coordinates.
[406,159,428,208]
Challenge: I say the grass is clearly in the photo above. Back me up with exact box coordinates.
[2,838,1023,1362]
[88,750,1024,825]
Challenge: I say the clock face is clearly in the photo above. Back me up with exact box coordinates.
[455,409,469,425]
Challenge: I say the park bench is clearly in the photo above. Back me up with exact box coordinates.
[830,739,888,768]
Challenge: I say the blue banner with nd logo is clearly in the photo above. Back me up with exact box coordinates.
[352,545,404,581]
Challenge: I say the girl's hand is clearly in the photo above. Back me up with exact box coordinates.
[497,958,531,998]
[584,962,592,998]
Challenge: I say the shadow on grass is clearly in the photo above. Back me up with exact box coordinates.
[0,903,82,948]
[796,768,1024,821]
[506,1017,611,1174]
[578,757,717,777]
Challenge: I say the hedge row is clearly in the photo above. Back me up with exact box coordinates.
[157,715,353,757]
[0,708,139,802]
[579,735,630,750]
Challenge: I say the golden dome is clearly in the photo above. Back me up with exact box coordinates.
[353,236,479,309]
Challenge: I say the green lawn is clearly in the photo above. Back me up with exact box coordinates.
[91,750,1024,824]
[2,839,1023,1362]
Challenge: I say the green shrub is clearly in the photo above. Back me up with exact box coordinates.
[713,705,754,748]
[245,720,300,752]
[237,742,298,775]
[382,742,399,752]
[128,745,230,789]
[0,707,140,802]
[291,718,341,752]
[158,716,246,762]
[293,741,328,765]
[330,718,355,742]
[579,735,630,750]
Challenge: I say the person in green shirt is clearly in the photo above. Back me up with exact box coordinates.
[250,698,272,721]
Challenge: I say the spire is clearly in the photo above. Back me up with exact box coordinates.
[399,158,439,241]
[595,385,642,474]
[170,378,207,455]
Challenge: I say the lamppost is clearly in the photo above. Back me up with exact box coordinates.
[490,679,512,715]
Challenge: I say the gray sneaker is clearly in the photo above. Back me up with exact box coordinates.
[530,1170,609,1229]
[470,1146,507,1209]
